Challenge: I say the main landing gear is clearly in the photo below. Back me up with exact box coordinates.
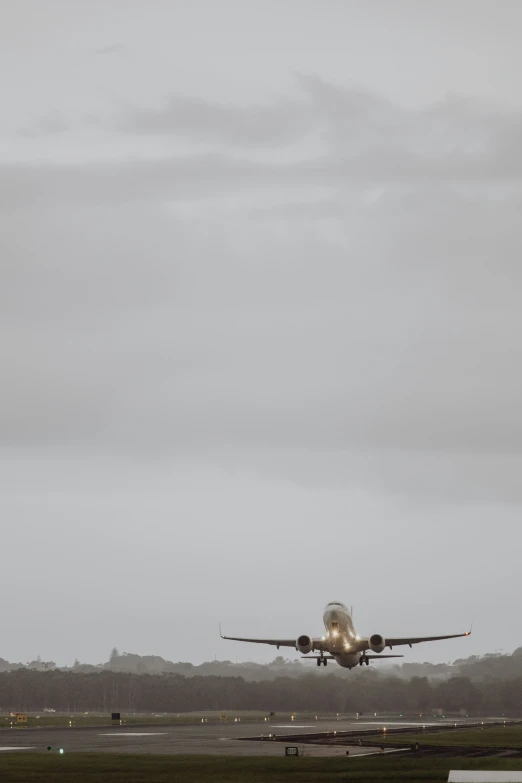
[316,654,328,667]
[359,655,370,666]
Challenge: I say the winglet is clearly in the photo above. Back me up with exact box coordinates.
[219,622,224,639]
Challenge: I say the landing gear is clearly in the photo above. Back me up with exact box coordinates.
[359,655,370,667]
[317,654,328,667]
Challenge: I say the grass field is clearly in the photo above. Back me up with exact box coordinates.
[383,724,522,748]
[0,753,522,783]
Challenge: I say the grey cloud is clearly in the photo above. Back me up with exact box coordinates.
[3,111,71,140]
[2,182,522,457]
[2,82,522,460]
[0,155,269,211]
[11,74,522,177]
[115,74,409,149]
[120,92,313,147]
[3,84,522,216]
[93,44,127,56]
[3,148,522,214]
[235,448,522,506]
[115,74,522,171]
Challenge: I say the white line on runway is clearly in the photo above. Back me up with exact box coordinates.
[355,721,440,727]
[0,747,35,751]
[97,732,168,736]
[358,747,410,757]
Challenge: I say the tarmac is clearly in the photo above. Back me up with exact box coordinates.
[0,718,406,756]
[0,718,516,757]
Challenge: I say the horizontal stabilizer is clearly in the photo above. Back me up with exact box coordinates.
[365,654,404,659]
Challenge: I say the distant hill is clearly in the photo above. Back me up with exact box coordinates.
[1,648,521,681]
[389,647,522,681]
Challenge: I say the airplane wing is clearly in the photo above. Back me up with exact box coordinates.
[220,629,329,652]
[220,633,297,649]
[360,631,471,651]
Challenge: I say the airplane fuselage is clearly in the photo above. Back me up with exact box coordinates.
[322,601,361,668]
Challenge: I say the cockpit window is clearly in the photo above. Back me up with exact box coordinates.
[327,601,342,606]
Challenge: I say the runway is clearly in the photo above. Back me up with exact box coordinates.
[0,719,403,757]
[0,718,514,757]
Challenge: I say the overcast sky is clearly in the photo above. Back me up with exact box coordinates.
[1,0,521,668]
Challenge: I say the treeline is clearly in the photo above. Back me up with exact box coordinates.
[0,669,521,715]
[393,647,522,682]
[2,646,522,683]
[0,654,312,681]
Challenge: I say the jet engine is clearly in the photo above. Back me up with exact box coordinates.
[368,633,386,654]
[296,634,313,655]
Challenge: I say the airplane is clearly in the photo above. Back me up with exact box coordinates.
[220,601,471,669]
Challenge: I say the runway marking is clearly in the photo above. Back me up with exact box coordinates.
[271,725,313,729]
[98,732,168,737]
[355,721,440,727]
[0,747,35,751]
[359,748,410,757]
